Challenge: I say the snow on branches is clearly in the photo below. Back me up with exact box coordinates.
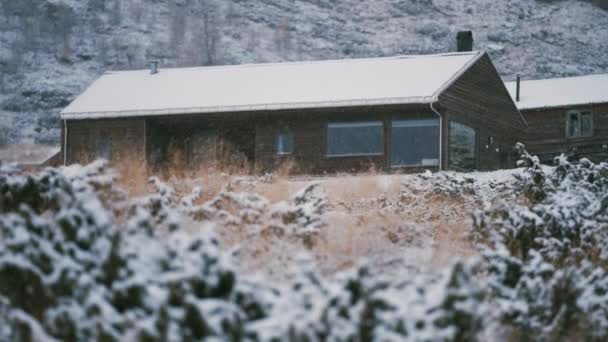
[3,146,608,341]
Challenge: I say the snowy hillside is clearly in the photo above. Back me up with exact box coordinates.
[1,0,608,144]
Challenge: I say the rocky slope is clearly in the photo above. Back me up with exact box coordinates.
[1,0,607,144]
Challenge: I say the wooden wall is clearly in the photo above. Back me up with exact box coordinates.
[253,105,438,174]
[438,53,527,171]
[65,106,439,175]
[65,118,145,165]
[522,103,608,163]
[145,114,256,174]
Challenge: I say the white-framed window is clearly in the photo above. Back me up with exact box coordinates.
[95,135,112,160]
[276,130,294,155]
[326,121,384,157]
[390,119,439,167]
[566,110,593,138]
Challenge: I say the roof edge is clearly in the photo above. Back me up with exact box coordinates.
[61,96,435,120]
[505,72,608,85]
[430,50,486,101]
[515,100,608,111]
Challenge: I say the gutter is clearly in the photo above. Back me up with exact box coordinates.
[430,101,443,171]
[426,51,484,172]
[63,119,68,166]
[60,96,436,120]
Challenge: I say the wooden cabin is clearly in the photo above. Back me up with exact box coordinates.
[506,74,608,163]
[60,51,526,175]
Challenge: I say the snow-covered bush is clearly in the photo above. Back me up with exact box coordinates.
[0,163,493,341]
[484,247,608,340]
[513,142,547,203]
[249,259,486,341]
[187,181,328,248]
[4,149,608,341]
[474,145,608,266]
[473,145,608,340]
[0,164,257,341]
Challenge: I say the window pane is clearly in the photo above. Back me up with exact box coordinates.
[276,131,294,154]
[96,135,112,160]
[390,119,439,166]
[448,121,477,171]
[581,112,593,136]
[327,121,383,156]
[568,113,580,137]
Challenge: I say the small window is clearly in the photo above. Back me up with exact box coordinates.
[390,119,439,167]
[276,130,294,155]
[566,111,593,138]
[327,121,383,157]
[448,121,477,171]
[96,135,112,160]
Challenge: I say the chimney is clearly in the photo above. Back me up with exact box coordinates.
[516,74,521,102]
[456,31,474,52]
[150,61,159,75]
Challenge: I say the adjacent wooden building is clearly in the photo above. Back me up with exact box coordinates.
[60,51,526,175]
[506,74,608,163]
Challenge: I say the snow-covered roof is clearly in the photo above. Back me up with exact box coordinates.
[61,51,484,120]
[505,73,608,110]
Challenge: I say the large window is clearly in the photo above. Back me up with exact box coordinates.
[95,135,112,160]
[326,121,383,157]
[566,111,593,138]
[390,119,439,167]
[448,121,477,171]
[276,130,294,155]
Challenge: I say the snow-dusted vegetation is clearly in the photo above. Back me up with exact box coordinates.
[1,145,608,341]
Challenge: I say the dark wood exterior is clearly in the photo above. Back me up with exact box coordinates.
[65,118,146,166]
[520,103,608,163]
[438,53,526,171]
[252,104,438,174]
[62,53,527,175]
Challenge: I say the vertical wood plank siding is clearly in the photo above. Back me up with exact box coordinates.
[521,103,608,163]
[438,54,526,171]
[65,118,146,165]
[253,105,437,174]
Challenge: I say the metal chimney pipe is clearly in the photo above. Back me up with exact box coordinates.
[150,61,159,75]
[516,74,521,102]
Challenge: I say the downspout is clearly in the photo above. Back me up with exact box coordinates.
[430,101,443,171]
[63,119,68,166]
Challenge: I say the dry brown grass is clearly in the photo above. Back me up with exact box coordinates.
[109,152,492,276]
[107,147,148,196]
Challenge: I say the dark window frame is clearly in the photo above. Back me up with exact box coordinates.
[275,128,294,155]
[566,110,593,139]
[325,121,384,158]
[389,118,440,168]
